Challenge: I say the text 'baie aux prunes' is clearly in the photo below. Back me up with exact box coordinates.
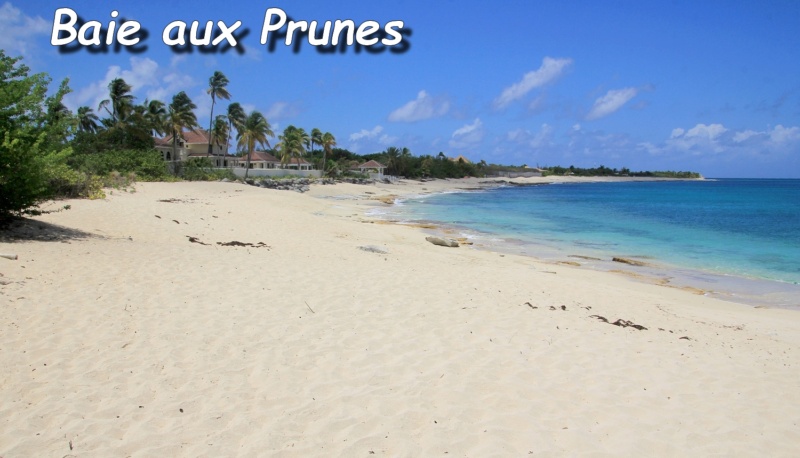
[50,7,411,55]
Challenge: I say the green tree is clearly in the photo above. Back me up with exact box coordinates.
[206,71,231,157]
[0,51,73,220]
[310,127,322,155]
[76,106,100,133]
[277,125,307,169]
[237,110,273,180]
[141,99,167,136]
[225,102,246,159]
[320,131,336,176]
[166,91,198,163]
[385,146,401,175]
[210,114,229,166]
[98,78,134,124]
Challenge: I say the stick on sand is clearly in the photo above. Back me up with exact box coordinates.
[1,254,18,260]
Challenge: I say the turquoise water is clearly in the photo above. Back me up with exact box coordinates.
[389,179,800,306]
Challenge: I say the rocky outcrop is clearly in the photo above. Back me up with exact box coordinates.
[612,257,648,267]
[256,178,313,193]
[425,236,459,248]
[245,177,375,192]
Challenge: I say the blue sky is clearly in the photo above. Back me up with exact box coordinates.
[3,0,800,177]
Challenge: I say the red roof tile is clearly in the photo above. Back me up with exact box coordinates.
[242,151,279,162]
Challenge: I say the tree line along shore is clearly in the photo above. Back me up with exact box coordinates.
[0,49,700,222]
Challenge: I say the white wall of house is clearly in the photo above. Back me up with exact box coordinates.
[232,168,322,178]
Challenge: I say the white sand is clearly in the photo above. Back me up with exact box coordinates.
[1,179,799,457]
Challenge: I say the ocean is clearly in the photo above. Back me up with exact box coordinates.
[385,179,800,308]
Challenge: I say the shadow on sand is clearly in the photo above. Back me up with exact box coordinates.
[0,218,98,243]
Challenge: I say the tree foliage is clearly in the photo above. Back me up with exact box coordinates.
[0,51,74,221]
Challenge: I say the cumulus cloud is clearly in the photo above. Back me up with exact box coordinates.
[769,124,800,143]
[586,87,639,120]
[64,57,197,112]
[493,57,572,109]
[0,2,50,57]
[449,118,484,149]
[349,125,384,142]
[388,90,450,122]
[665,123,729,153]
[646,123,800,156]
[684,123,727,140]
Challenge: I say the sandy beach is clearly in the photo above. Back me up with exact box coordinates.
[2,178,799,457]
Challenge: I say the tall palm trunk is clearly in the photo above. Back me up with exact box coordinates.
[206,94,215,159]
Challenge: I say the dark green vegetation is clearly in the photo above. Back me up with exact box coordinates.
[540,165,702,179]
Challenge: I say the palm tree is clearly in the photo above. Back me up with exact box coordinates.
[210,114,229,166]
[225,102,246,159]
[385,146,401,176]
[310,127,322,156]
[237,110,273,180]
[77,106,100,133]
[399,147,411,177]
[98,78,134,123]
[277,125,307,170]
[320,131,336,177]
[166,91,198,163]
[141,99,167,136]
[206,71,231,157]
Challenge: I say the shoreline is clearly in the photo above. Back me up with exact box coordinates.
[2,179,799,456]
[346,176,798,310]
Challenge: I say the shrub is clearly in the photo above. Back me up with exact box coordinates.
[69,149,169,181]
[0,51,74,221]
[180,157,237,181]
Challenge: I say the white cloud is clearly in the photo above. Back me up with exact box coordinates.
[493,57,572,109]
[0,2,50,57]
[651,123,800,157]
[684,123,727,140]
[666,123,728,153]
[263,101,302,121]
[586,87,639,120]
[64,57,197,112]
[769,125,800,144]
[733,130,759,143]
[349,125,384,142]
[449,118,483,149]
[388,90,449,122]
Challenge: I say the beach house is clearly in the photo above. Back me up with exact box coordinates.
[155,128,235,167]
[239,150,280,169]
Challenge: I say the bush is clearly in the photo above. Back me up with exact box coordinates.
[0,51,74,221]
[179,157,237,181]
[45,162,105,199]
[69,149,169,181]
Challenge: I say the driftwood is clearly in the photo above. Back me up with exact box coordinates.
[590,314,648,330]
[1,253,18,260]
[217,241,270,248]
